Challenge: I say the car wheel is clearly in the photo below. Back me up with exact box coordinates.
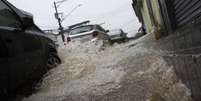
[47,52,61,69]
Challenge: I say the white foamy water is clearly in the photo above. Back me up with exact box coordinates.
[21,39,192,101]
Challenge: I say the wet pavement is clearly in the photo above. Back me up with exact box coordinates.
[20,37,192,101]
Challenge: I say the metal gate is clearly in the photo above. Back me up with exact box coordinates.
[166,0,201,30]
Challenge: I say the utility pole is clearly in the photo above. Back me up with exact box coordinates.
[53,0,82,43]
[54,1,65,42]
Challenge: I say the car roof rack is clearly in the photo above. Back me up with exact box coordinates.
[68,20,90,29]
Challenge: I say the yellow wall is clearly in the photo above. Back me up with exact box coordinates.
[151,0,163,30]
[140,0,153,33]
[138,0,164,39]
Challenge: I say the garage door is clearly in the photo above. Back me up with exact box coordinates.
[167,0,201,29]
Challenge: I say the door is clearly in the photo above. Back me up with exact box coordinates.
[166,0,201,29]
[0,0,23,93]
[0,33,8,95]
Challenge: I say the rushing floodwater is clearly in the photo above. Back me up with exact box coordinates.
[21,39,192,101]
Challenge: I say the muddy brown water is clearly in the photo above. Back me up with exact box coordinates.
[20,40,192,101]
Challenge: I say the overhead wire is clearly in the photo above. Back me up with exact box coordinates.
[114,19,136,28]
[89,2,132,22]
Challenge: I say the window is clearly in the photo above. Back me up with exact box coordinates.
[0,1,21,28]
[70,26,93,35]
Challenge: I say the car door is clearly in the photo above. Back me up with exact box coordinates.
[0,0,23,93]
[0,34,8,95]
[0,0,43,91]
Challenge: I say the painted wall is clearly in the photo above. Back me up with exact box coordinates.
[140,0,153,33]
[134,0,165,39]
[150,0,163,30]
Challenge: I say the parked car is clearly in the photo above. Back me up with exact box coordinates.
[0,0,61,99]
[106,29,128,44]
[66,24,109,43]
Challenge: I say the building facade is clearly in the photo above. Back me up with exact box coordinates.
[132,0,201,100]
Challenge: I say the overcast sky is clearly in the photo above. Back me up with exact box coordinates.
[7,0,140,34]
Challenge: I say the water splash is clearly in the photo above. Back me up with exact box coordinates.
[22,40,192,101]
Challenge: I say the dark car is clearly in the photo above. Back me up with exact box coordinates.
[106,29,128,44]
[0,0,61,99]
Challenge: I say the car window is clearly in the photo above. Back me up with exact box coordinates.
[0,1,21,28]
[70,26,93,35]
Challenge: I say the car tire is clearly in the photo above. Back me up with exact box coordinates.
[47,52,61,69]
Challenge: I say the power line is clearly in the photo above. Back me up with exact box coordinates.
[90,2,132,22]
[54,1,65,42]
[91,9,128,22]
[56,0,69,8]
[61,4,82,22]
[113,19,136,29]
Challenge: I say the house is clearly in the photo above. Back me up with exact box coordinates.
[132,0,201,39]
[132,0,201,100]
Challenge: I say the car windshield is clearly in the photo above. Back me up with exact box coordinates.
[70,26,93,35]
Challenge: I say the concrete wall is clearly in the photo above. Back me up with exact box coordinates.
[155,23,201,101]
[132,0,201,100]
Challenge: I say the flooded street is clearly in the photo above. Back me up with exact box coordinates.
[22,38,192,101]
[2,0,201,100]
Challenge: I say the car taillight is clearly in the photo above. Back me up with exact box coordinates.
[92,31,99,37]
[67,37,71,42]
